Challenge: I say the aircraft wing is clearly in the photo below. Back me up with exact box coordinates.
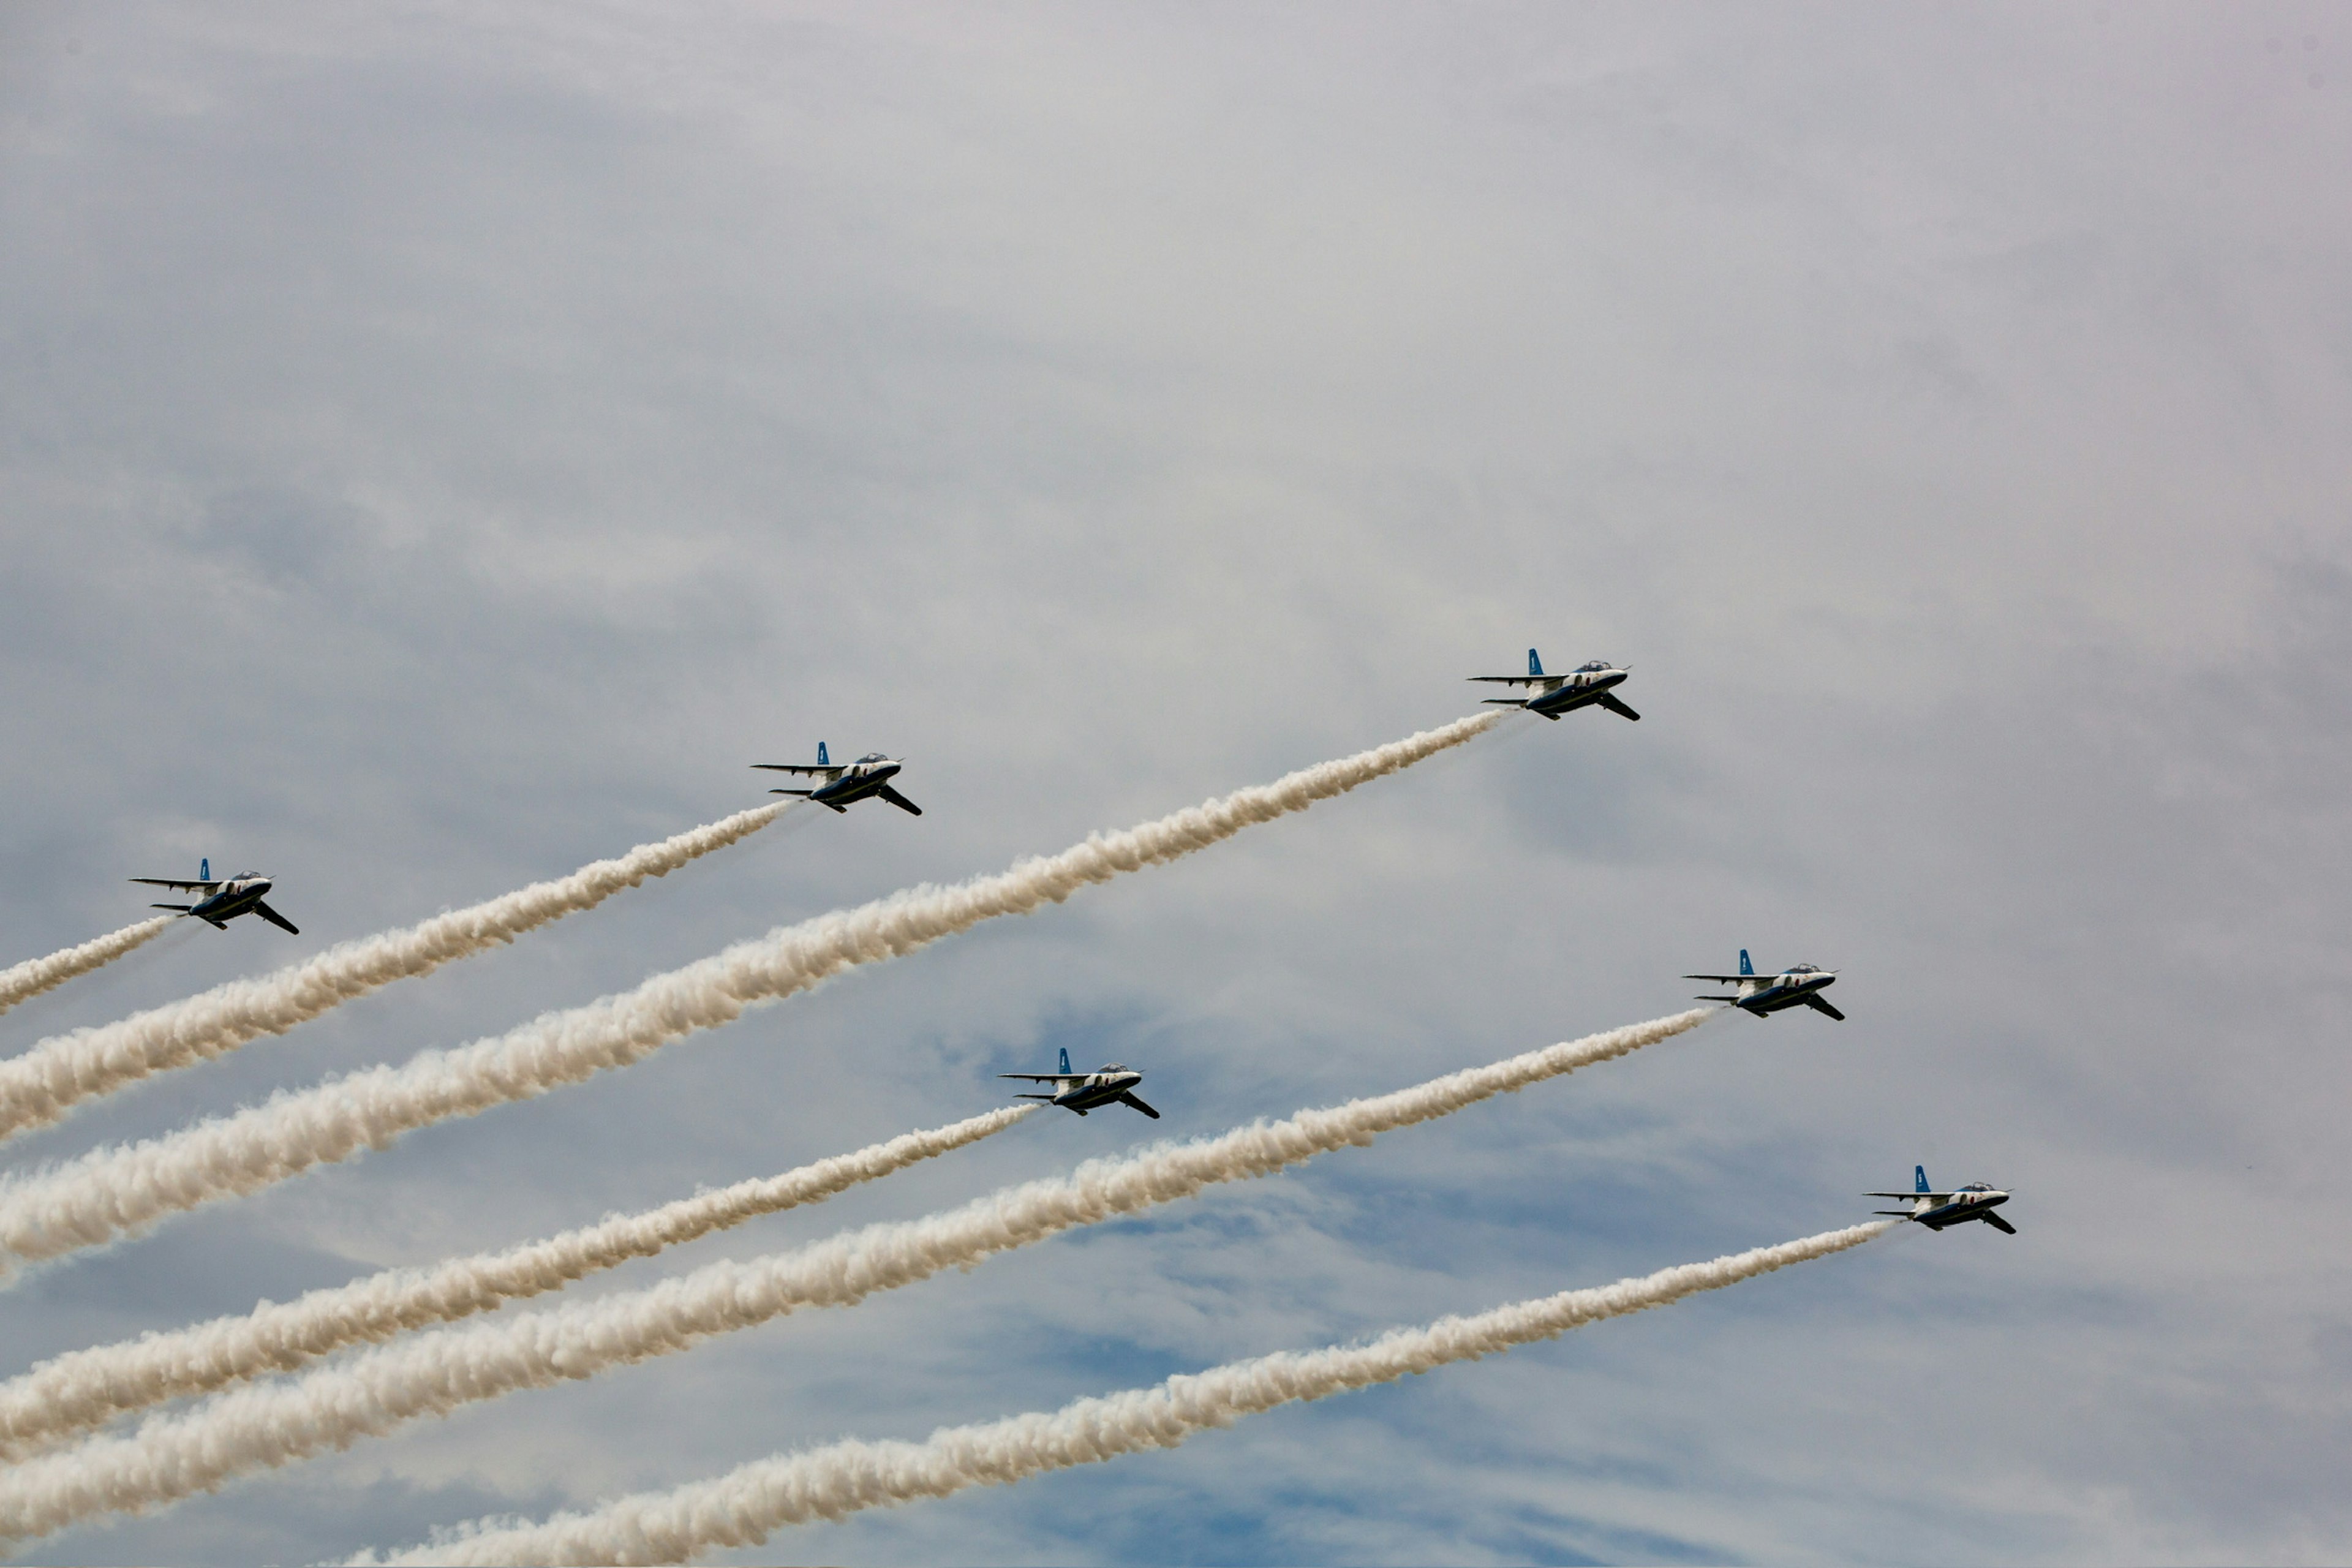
[1866,1192,1959,1202]
[252,899,301,935]
[1118,1091,1161,1120]
[1982,1212,2018,1235]
[1597,693,1642,722]
[751,764,845,778]
[1468,676,1559,686]
[1801,993,1846,1020]
[129,878,222,892]
[1683,974,1762,983]
[874,783,923,816]
[999,1073,1078,1084]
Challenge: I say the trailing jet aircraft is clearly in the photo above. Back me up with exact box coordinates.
[1469,647,1638,721]
[1686,949,1843,1019]
[1001,1047,1159,1119]
[752,742,921,815]
[1870,1165,2016,1234]
[129,858,300,933]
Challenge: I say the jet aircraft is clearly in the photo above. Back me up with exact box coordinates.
[1469,647,1639,721]
[1686,949,1843,1019]
[1001,1047,1159,1119]
[129,858,300,934]
[752,742,921,815]
[1869,1165,2016,1234]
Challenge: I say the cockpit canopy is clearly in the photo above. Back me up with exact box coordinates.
[1576,660,1611,672]
[1958,1182,1995,1193]
[1099,1063,1128,1073]
[1787,963,1820,974]
[854,752,888,764]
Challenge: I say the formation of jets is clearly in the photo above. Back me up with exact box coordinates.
[129,858,300,934]
[98,647,2011,1232]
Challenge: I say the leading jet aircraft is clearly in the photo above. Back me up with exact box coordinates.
[1001,1047,1160,1119]
[1469,647,1639,721]
[1869,1165,2017,1234]
[129,858,300,933]
[1686,949,1843,1019]
[752,742,921,815]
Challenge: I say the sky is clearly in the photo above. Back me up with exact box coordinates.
[1,2,2348,1562]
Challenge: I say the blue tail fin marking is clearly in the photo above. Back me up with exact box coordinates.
[201,858,211,881]
[1915,1165,1931,1194]
[1738,949,1754,977]
[817,742,829,767]
[1058,1046,1072,1075]
[1527,648,1544,677]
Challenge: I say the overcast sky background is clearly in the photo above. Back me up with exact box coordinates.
[2,3,2348,1563]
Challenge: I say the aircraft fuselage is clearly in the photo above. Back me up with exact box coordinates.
[1047,1070,1145,1114]
[1523,667,1629,718]
[186,879,274,927]
[1725,970,1837,1017]
[808,760,902,811]
[1909,1188,2012,1231]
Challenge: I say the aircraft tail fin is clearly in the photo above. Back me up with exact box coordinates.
[1058,1046,1072,1075]
[1527,648,1544,677]
[1915,1164,1931,1194]
[1739,949,1754,977]
[200,857,210,881]
[817,741,829,767]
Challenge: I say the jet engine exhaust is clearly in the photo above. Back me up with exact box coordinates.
[0,1106,1036,1460]
[0,801,799,1146]
[0,712,1499,1276]
[350,1222,1892,1566]
[0,917,176,1020]
[0,1003,1702,1544]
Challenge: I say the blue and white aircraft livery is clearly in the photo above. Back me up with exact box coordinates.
[1686,949,1844,1020]
[752,741,921,815]
[1870,1166,2017,1234]
[129,858,300,934]
[1001,1047,1160,1119]
[1468,647,1639,722]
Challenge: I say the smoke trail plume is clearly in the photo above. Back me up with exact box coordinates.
[0,1003,1702,1543]
[0,918,176,1020]
[0,1106,1033,1460]
[0,803,793,1146]
[0,713,1496,1275]
[360,1222,1888,1566]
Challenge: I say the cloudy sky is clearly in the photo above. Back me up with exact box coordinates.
[2,2,2348,1562]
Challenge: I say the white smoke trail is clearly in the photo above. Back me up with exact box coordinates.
[0,1003,1703,1544]
[0,918,176,1020]
[362,1221,1891,1566]
[0,802,794,1146]
[0,712,1498,1275]
[0,1106,1034,1460]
